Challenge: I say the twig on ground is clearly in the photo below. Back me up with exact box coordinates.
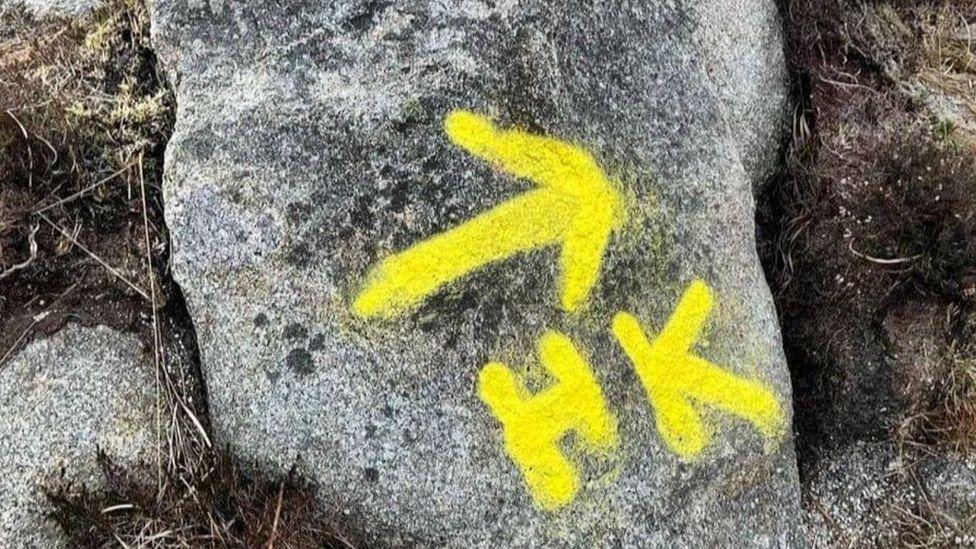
[266,480,286,549]
[848,239,924,265]
[0,319,37,371]
[0,221,39,280]
[33,163,135,215]
[138,153,165,498]
[36,211,150,300]
[5,109,33,188]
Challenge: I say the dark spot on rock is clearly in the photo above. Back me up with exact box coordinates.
[382,405,395,418]
[286,348,314,375]
[265,369,280,383]
[286,242,312,267]
[389,177,412,212]
[345,1,389,32]
[285,201,313,224]
[347,12,372,30]
[283,322,308,340]
[309,333,326,351]
[364,467,380,483]
[403,428,417,445]
[365,423,377,438]
[421,155,440,174]
[253,313,269,327]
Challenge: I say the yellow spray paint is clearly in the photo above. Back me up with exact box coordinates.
[352,110,623,318]
[611,280,785,460]
[478,330,618,511]
[349,107,785,510]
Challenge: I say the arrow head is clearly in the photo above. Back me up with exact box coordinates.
[351,111,624,319]
[444,110,624,313]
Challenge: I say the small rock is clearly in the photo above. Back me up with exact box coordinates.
[0,325,155,548]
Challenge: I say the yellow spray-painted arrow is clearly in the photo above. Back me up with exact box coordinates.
[352,110,623,318]
[611,281,786,459]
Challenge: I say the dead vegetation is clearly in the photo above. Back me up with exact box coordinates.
[46,451,355,549]
[896,312,976,456]
[0,0,171,363]
[762,0,976,546]
[1,2,350,547]
[764,0,976,461]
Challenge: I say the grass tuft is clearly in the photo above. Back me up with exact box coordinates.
[1,2,355,546]
[46,450,354,549]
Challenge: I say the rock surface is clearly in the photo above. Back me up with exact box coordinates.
[698,0,789,187]
[1,0,101,17]
[151,1,800,546]
[0,324,155,548]
[802,441,976,547]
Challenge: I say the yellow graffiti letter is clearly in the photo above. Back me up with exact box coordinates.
[479,331,617,511]
[611,281,785,459]
[352,110,623,318]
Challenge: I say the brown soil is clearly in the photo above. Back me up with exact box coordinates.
[760,0,976,545]
[46,450,355,548]
[760,0,976,470]
[0,2,173,364]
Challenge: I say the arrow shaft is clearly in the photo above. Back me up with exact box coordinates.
[353,190,566,316]
[353,111,622,318]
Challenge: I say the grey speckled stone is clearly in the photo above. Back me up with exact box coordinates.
[151,1,800,547]
[0,0,101,17]
[0,325,154,549]
[698,0,789,188]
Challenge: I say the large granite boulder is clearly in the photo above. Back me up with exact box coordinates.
[0,325,155,548]
[151,1,799,546]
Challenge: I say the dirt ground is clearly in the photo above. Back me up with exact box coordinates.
[0,2,174,363]
[759,0,976,545]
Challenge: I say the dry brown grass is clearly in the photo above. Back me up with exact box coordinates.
[0,0,173,357]
[918,5,976,121]
[765,0,976,464]
[764,0,976,544]
[1,2,353,546]
[897,314,976,456]
[46,451,355,549]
